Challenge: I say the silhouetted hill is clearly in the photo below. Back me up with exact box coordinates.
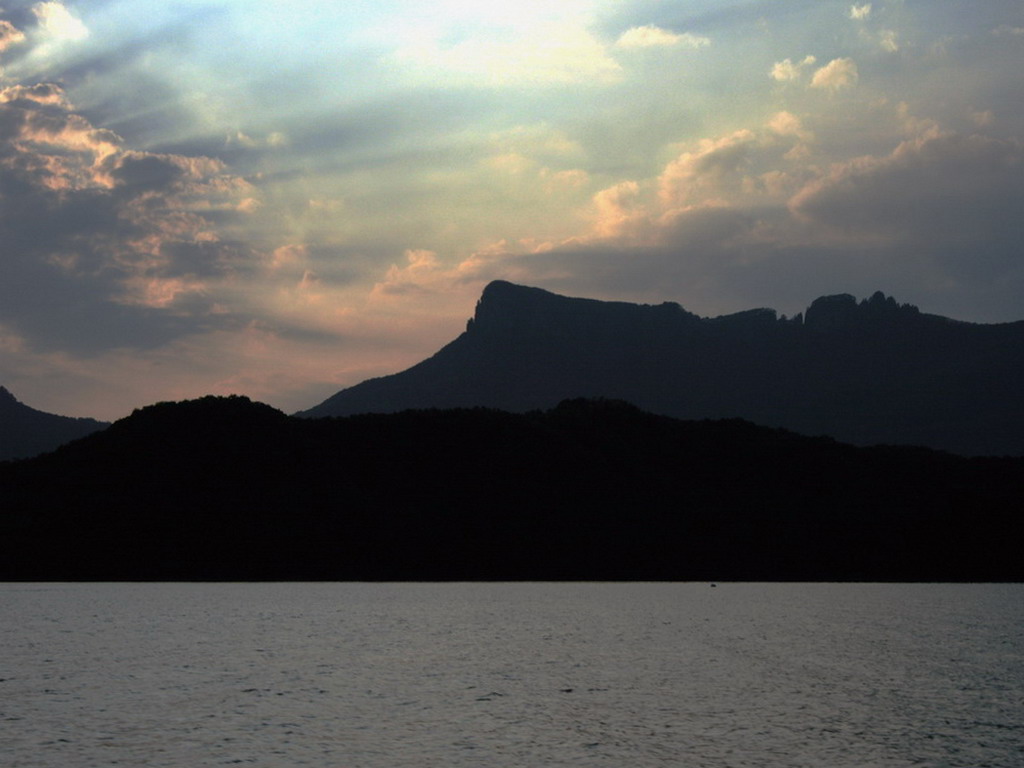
[1,395,1021,581]
[298,282,1024,456]
[0,385,109,461]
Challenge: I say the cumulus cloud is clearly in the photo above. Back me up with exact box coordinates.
[423,117,819,307]
[768,111,808,139]
[591,181,646,239]
[439,102,1024,322]
[0,74,261,351]
[659,130,758,208]
[615,25,710,49]
[0,80,68,104]
[770,55,816,82]
[847,2,898,53]
[0,19,26,52]
[373,249,445,297]
[655,114,815,213]
[3,0,1024,418]
[849,4,872,21]
[878,30,899,52]
[31,2,88,42]
[810,58,859,91]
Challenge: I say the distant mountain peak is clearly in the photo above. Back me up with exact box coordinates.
[468,280,699,336]
[804,290,920,331]
[480,279,532,298]
[297,282,1024,455]
[473,281,922,332]
[469,280,578,332]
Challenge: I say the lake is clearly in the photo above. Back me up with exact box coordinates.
[2,583,1022,767]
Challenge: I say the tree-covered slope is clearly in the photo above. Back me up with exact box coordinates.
[2,396,1020,581]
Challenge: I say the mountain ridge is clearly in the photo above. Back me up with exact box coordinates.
[0,385,110,461]
[298,281,1024,456]
[2,395,1021,581]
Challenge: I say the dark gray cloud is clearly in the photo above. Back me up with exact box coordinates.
[0,78,260,353]
[108,152,186,189]
[791,132,1024,282]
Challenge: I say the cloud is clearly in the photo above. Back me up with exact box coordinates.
[656,115,813,212]
[659,130,758,207]
[0,82,121,196]
[425,115,820,308]
[615,25,710,49]
[438,203,771,316]
[848,4,872,21]
[0,19,26,53]
[487,123,586,164]
[878,30,899,53]
[591,180,647,239]
[31,2,88,42]
[433,95,1024,323]
[0,81,65,105]
[846,2,898,53]
[391,22,622,86]
[3,0,1024,419]
[0,77,261,352]
[373,249,443,297]
[971,110,995,127]
[227,130,288,150]
[770,55,816,82]
[790,130,1024,250]
[767,111,810,140]
[810,58,859,92]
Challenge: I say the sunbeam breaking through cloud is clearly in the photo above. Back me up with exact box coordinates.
[1,0,1023,419]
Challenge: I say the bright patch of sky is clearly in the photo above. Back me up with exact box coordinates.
[1,0,1023,419]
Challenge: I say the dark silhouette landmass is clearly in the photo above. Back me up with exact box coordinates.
[0,386,109,462]
[298,281,1024,457]
[1,395,1020,581]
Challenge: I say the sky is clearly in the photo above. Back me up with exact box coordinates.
[1,0,1023,420]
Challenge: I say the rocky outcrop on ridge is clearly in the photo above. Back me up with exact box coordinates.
[299,281,1024,456]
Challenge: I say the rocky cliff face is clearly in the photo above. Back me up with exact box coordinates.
[298,281,1024,456]
[468,280,700,337]
[803,291,922,331]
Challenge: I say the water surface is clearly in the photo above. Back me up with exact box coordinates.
[2,583,1021,767]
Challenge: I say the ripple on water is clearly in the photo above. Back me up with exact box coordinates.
[1,582,1022,767]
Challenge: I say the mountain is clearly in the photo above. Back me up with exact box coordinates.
[298,281,1024,456]
[0,385,109,461]
[1,395,1021,581]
